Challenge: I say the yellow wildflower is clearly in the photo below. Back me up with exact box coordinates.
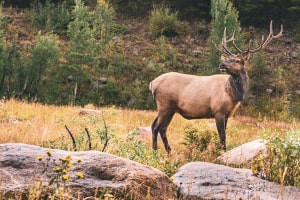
[77,172,84,179]
[98,0,106,6]
[63,169,68,174]
[76,157,83,163]
[65,155,72,160]
[36,155,43,161]
[53,167,62,172]
[67,162,73,168]
[62,175,69,181]
[170,176,174,181]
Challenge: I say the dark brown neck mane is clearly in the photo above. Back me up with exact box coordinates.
[226,69,249,102]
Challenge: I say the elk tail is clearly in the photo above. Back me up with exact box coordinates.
[149,81,156,98]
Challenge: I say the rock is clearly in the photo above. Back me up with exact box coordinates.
[217,140,267,166]
[147,60,155,69]
[266,88,273,94]
[291,51,298,58]
[173,162,300,200]
[133,46,139,55]
[79,108,102,115]
[136,126,162,142]
[295,90,300,95]
[99,77,108,84]
[191,50,202,55]
[112,36,121,43]
[0,143,176,199]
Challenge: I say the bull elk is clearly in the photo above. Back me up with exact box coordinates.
[149,21,283,153]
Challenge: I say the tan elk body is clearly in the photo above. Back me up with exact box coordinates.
[150,21,283,152]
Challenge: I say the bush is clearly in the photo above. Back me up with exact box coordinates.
[182,124,221,162]
[149,5,189,38]
[28,0,71,34]
[252,130,300,187]
[23,33,60,101]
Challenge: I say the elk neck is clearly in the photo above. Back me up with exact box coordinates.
[226,69,249,102]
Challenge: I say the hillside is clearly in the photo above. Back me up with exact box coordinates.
[1,6,299,120]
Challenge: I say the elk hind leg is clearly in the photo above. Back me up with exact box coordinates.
[159,112,174,153]
[151,117,159,150]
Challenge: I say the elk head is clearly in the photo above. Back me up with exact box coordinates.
[215,21,283,74]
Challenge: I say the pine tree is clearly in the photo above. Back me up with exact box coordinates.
[208,0,243,71]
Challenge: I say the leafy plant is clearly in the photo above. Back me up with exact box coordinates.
[34,151,84,198]
[149,5,189,38]
[182,124,221,162]
[252,130,300,186]
[109,129,180,177]
[29,0,72,34]
[24,33,60,101]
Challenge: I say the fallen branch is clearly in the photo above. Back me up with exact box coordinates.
[85,128,92,150]
[101,112,109,152]
[65,125,77,151]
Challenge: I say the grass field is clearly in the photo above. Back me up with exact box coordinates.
[1,99,298,157]
[0,99,299,199]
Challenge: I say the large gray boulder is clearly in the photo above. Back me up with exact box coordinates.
[0,143,176,199]
[217,140,267,166]
[173,162,300,200]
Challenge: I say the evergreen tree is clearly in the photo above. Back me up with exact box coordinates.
[208,0,243,71]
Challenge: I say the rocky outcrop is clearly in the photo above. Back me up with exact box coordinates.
[136,126,161,142]
[173,162,300,200]
[217,140,267,166]
[0,143,176,199]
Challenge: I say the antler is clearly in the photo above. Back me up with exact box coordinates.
[213,27,243,56]
[244,20,283,54]
[213,21,283,57]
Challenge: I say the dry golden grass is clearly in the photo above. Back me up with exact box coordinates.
[0,99,299,157]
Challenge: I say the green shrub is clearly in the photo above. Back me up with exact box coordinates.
[252,130,300,187]
[153,36,179,71]
[149,5,189,38]
[110,129,180,177]
[182,124,221,162]
[29,0,71,34]
[112,23,130,35]
[25,33,60,101]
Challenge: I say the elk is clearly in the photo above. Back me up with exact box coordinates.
[149,21,283,153]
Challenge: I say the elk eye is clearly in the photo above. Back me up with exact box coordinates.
[228,58,235,62]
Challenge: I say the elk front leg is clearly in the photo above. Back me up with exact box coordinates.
[215,114,226,151]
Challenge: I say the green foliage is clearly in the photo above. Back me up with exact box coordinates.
[33,152,84,198]
[182,124,221,162]
[111,23,130,35]
[149,5,189,38]
[208,0,243,70]
[153,36,179,70]
[66,0,115,105]
[29,0,72,34]
[234,0,300,27]
[246,54,297,121]
[248,53,268,95]
[24,33,60,101]
[110,129,180,177]
[252,130,300,187]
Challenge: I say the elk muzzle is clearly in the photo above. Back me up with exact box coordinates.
[219,62,227,72]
